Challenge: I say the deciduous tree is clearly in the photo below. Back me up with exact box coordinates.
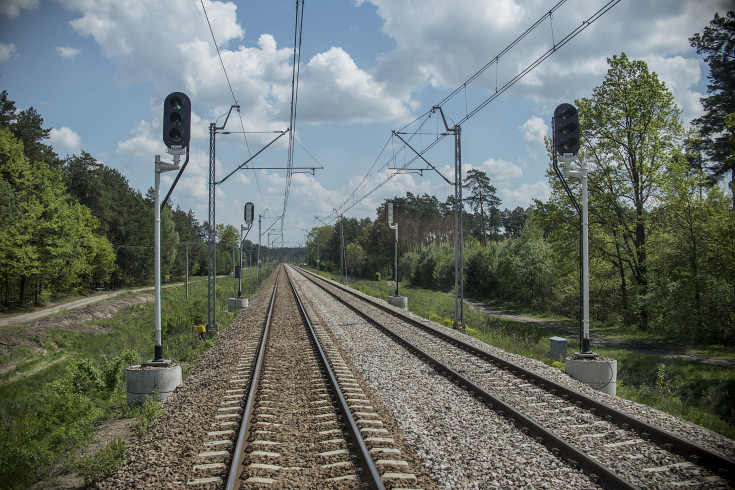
[576,53,683,330]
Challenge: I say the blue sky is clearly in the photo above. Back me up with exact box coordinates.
[0,0,729,247]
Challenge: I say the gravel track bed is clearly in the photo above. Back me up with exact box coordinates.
[235,272,364,487]
[318,278,727,488]
[290,268,440,489]
[96,272,277,489]
[293,268,735,488]
[290,267,595,489]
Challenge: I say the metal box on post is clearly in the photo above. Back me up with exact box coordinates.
[549,336,568,362]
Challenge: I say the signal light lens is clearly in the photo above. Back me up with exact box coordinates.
[170,113,183,127]
[169,129,183,143]
[169,96,183,111]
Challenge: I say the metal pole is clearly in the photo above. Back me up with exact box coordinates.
[581,161,591,353]
[257,214,262,285]
[453,125,464,329]
[185,242,189,300]
[238,227,244,297]
[393,223,399,296]
[207,122,217,334]
[153,154,179,361]
[457,125,464,329]
[154,162,163,361]
[340,215,344,284]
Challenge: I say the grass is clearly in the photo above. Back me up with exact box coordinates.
[0,271,258,489]
[342,273,735,440]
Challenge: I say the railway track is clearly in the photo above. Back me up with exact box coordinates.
[293,265,734,489]
[187,266,433,489]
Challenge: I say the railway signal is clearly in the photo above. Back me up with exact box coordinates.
[163,92,191,150]
[245,202,255,226]
[554,103,580,157]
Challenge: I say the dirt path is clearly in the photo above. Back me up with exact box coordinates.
[0,281,197,328]
[464,298,735,368]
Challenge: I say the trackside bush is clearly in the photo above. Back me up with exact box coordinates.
[0,356,129,488]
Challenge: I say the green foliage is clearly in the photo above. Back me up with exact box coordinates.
[0,275,247,487]
[464,168,502,245]
[689,11,735,185]
[0,127,115,306]
[0,356,125,487]
[130,396,164,438]
[68,438,126,487]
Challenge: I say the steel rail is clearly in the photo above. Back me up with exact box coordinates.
[297,267,735,481]
[285,268,385,489]
[225,269,280,490]
[297,267,636,489]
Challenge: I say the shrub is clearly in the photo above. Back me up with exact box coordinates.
[69,438,126,486]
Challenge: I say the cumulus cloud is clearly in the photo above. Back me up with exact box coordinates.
[298,47,413,124]
[519,116,547,156]
[0,0,39,18]
[0,43,17,62]
[361,0,726,124]
[49,126,82,156]
[470,158,523,183]
[56,46,81,59]
[501,180,550,208]
[59,0,414,130]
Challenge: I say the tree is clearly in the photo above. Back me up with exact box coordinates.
[576,53,683,330]
[0,127,114,304]
[690,10,735,205]
[160,207,179,280]
[463,169,501,246]
[345,243,366,276]
[501,206,529,239]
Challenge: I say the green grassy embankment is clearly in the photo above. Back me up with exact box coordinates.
[0,272,257,488]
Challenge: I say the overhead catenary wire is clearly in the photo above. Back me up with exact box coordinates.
[281,0,306,235]
[200,0,271,210]
[328,0,620,222]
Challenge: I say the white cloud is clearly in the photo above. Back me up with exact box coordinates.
[56,46,81,59]
[49,126,82,155]
[0,43,17,63]
[518,116,547,156]
[471,158,523,183]
[0,0,38,18]
[299,47,413,124]
[59,0,415,132]
[361,0,727,124]
[501,180,549,209]
[646,55,703,122]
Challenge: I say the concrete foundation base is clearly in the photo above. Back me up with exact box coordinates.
[126,363,182,405]
[228,297,248,313]
[565,356,617,395]
[388,295,408,310]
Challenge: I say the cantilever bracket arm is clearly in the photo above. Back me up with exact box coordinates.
[433,105,453,133]
[160,147,190,211]
[392,130,454,186]
[217,129,290,185]
[216,104,240,132]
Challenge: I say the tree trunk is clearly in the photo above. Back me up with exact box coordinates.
[19,275,26,306]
